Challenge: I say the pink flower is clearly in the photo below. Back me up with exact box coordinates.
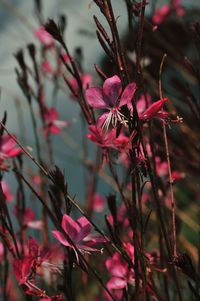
[153,0,185,25]
[87,125,134,151]
[107,203,130,229]
[13,256,35,286]
[140,98,168,122]
[87,125,134,168]
[156,157,168,177]
[86,75,137,130]
[14,206,43,230]
[32,174,42,185]
[0,134,21,169]
[106,252,134,291]
[70,73,92,97]
[13,237,59,297]
[42,60,53,74]
[1,180,13,202]
[153,4,170,24]
[13,237,47,296]
[92,193,105,212]
[0,241,4,263]
[60,53,70,64]
[52,214,105,256]
[44,107,69,136]
[0,135,21,160]
[34,27,54,47]
[87,125,116,148]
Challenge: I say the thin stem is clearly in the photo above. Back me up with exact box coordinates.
[159,53,177,258]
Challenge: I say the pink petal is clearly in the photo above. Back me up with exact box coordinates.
[78,244,101,252]
[136,97,147,114]
[87,125,103,146]
[119,82,137,107]
[7,148,21,158]
[109,263,127,278]
[42,60,53,74]
[13,257,34,284]
[1,180,13,202]
[76,216,91,242]
[61,214,80,242]
[140,98,168,121]
[103,75,122,106]
[27,220,43,229]
[49,125,61,135]
[92,193,105,212]
[86,87,106,109]
[53,120,69,129]
[153,5,170,24]
[0,242,4,257]
[83,235,107,245]
[176,7,185,16]
[97,112,109,128]
[107,277,127,290]
[52,230,70,247]
[82,73,93,90]
[44,108,59,122]
[1,135,16,153]
[34,27,54,47]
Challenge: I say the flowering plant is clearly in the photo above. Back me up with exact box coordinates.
[0,1,199,301]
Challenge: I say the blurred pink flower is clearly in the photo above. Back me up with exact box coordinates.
[0,242,4,263]
[0,135,21,160]
[92,193,105,212]
[14,206,43,230]
[1,180,13,202]
[34,27,54,47]
[44,107,69,136]
[0,134,21,170]
[153,0,185,25]
[70,73,92,97]
[42,60,53,74]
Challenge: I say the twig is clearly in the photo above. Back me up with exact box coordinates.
[158,53,177,258]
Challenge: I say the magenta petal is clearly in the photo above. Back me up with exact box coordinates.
[49,125,61,135]
[103,75,122,106]
[140,98,168,121]
[78,244,101,252]
[1,136,16,153]
[76,216,91,242]
[83,234,107,246]
[97,112,109,128]
[82,73,92,89]
[109,264,127,278]
[107,277,127,290]
[119,82,137,107]
[7,148,22,158]
[85,87,106,109]
[44,107,59,122]
[61,214,80,242]
[52,230,70,247]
